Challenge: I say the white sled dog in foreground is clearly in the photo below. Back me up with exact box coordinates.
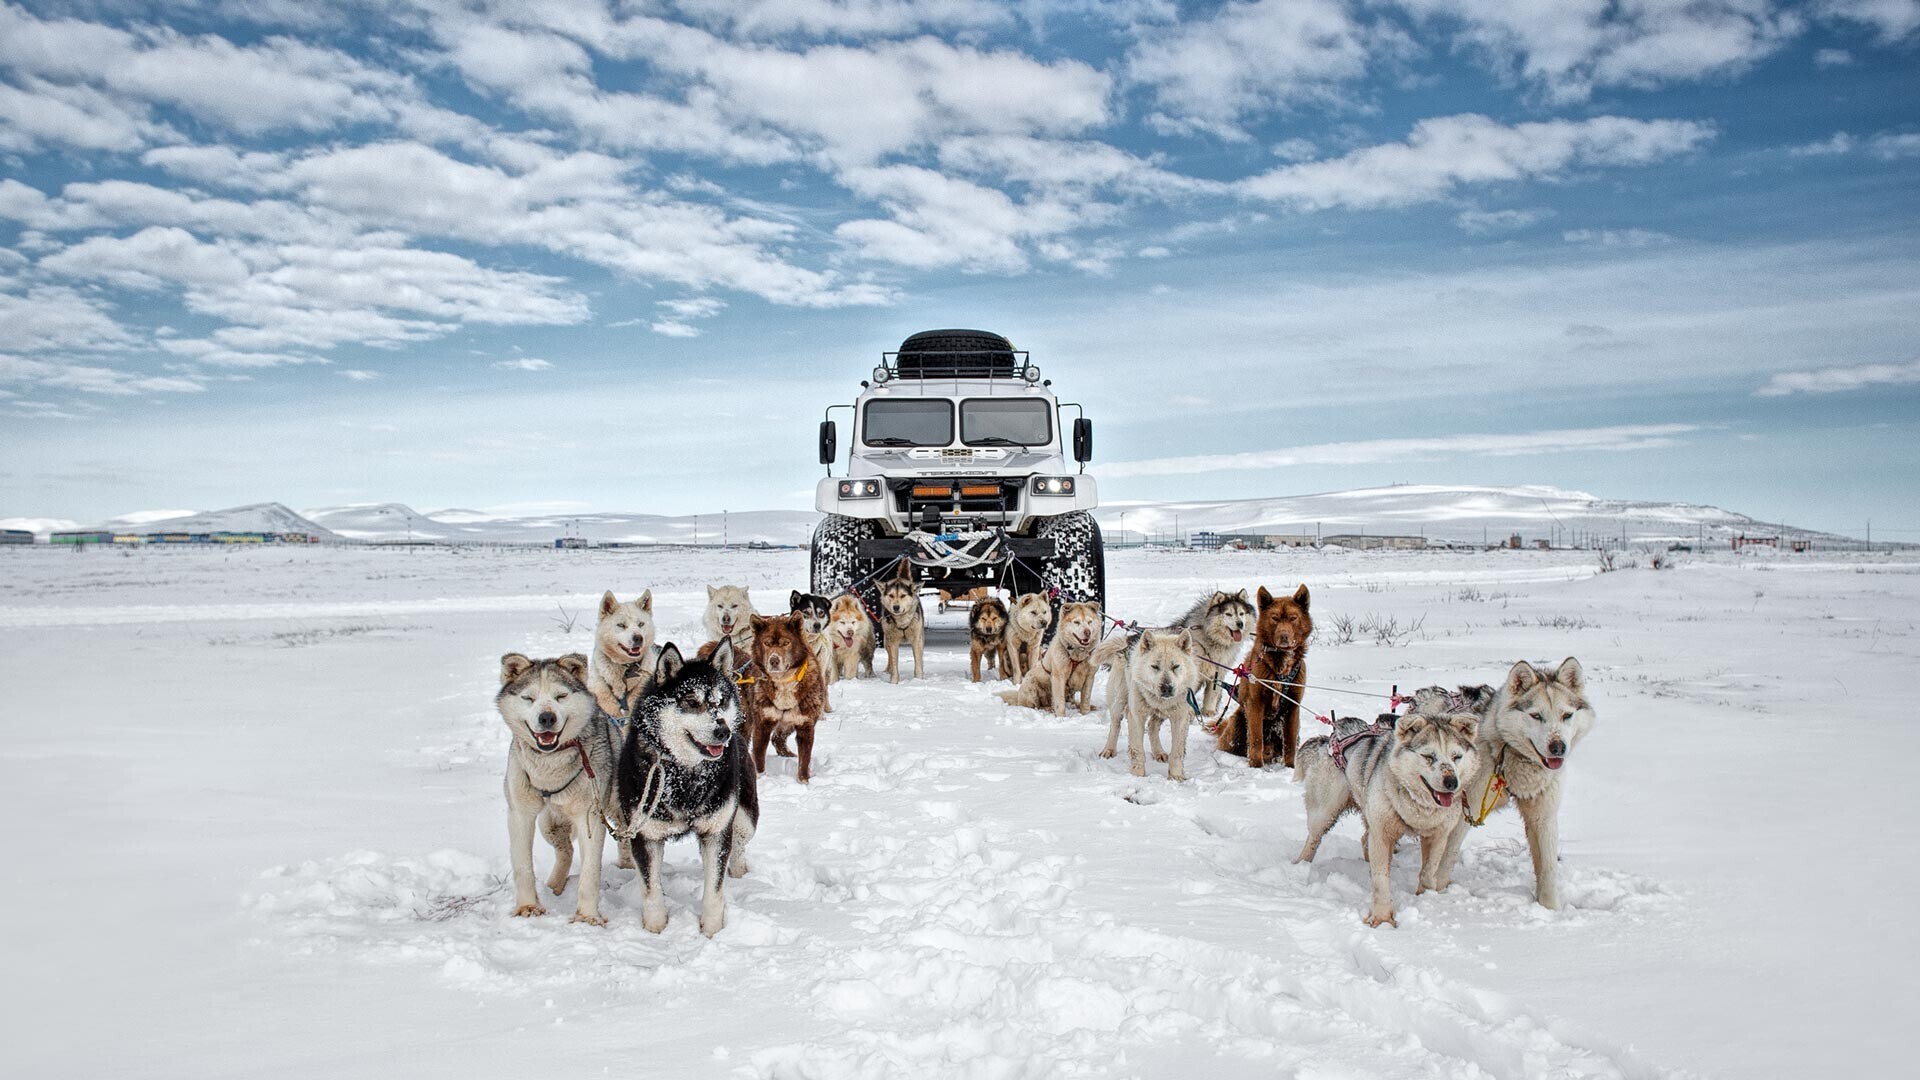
[498,652,613,925]
[1436,657,1597,910]
[1295,708,1479,927]
[1093,628,1206,780]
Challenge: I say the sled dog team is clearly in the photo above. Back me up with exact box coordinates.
[498,565,1597,933]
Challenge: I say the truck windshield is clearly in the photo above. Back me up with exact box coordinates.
[961,398,1052,447]
[863,399,953,446]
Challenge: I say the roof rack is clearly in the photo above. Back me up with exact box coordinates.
[883,329,1027,379]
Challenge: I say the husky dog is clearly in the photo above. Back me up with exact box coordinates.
[789,590,835,711]
[827,593,876,680]
[612,642,759,937]
[1093,628,1205,780]
[703,585,757,656]
[1217,585,1313,769]
[1295,709,1479,927]
[877,562,925,684]
[1172,589,1254,717]
[968,597,1010,682]
[588,590,656,720]
[743,612,830,783]
[997,601,1102,716]
[1003,592,1053,683]
[1436,658,1597,910]
[498,652,612,925]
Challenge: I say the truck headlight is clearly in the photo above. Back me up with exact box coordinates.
[1030,476,1075,496]
[838,479,882,499]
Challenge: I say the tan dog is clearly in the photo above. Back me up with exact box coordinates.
[996,601,1102,716]
[968,597,1010,682]
[827,593,875,680]
[742,612,829,783]
[703,585,757,656]
[877,561,925,684]
[1003,591,1052,683]
[1217,585,1313,769]
[1093,627,1205,781]
[588,590,655,720]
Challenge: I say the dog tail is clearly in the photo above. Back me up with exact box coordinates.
[1089,635,1128,670]
[1293,735,1330,781]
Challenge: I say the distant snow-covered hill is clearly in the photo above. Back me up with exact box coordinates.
[4,485,1847,546]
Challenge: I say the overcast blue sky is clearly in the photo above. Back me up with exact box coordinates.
[1,0,1915,536]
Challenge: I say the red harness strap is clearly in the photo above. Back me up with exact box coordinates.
[553,736,596,780]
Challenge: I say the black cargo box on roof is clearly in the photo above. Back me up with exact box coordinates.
[890,329,1021,378]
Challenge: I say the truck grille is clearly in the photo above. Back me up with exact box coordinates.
[891,477,1022,520]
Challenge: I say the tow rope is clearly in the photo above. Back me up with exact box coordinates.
[1465,746,1509,827]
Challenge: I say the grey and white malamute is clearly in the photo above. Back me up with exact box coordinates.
[1295,709,1480,927]
[612,641,759,937]
[1434,658,1597,909]
[498,652,613,925]
[1171,589,1254,717]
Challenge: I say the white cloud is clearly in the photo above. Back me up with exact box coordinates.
[493,357,553,371]
[1790,131,1856,155]
[1562,227,1674,247]
[670,0,1011,39]
[1394,0,1802,103]
[1455,206,1552,232]
[39,227,251,291]
[1816,0,1920,42]
[657,297,727,319]
[1814,46,1854,65]
[338,369,380,381]
[1127,0,1375,139]
[834,164,1105,271]
[1755,359,1920,396]
[0,352,204,396]
[1869,132,1920,159]
[0,286,133,352]
[649,320,701,337]
[1237,114,1714,210]
[1098,424,1700,478]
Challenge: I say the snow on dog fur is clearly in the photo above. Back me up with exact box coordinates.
[613,641,758,937]
[1093,627,1205,780]
[1295,709,1479,928]
[497,652,612,925]
[1437,658,1597,909]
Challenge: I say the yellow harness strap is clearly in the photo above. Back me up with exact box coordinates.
[1466,746,1508,828]
[736,658,809,687]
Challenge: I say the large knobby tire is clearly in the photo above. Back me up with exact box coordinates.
[811,515,885,611]
[1035,511,1106,634]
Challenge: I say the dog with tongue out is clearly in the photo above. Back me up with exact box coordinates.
[612,640,759,937]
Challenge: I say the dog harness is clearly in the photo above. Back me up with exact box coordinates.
[528,735,597,798]
[1327,715,1394,770]
[1465,746,1509,827]
[734,657,809,687]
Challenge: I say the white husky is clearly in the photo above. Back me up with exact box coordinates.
[588,590,656,720]
[703,585,757,655]
[1436,658,1597,910]
[1093,628,1205,781]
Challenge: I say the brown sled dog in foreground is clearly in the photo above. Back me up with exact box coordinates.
[742,612,828,783]
[1217,584,1313,769]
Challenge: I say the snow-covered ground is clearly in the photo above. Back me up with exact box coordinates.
[2,544,1912,1078]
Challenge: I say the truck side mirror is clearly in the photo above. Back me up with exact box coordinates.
[1072,418,1093,464]
[819,420,838,466]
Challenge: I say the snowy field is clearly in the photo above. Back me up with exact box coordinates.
[3,543,1914,1078]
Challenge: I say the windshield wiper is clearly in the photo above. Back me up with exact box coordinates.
[968,436,1028,447]
[865,437,920,446]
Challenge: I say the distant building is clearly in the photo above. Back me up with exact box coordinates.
[1190,531,1226,551]
[1236,533,1317,549]
[1323,534,1426,551]
[51,531,113,545]
[555,537,589,549]
[0,529,35,545]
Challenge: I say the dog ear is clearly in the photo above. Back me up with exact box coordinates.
[1211,590,1229,605]
[1235,588,1249,603]
[1554,656,1584,691]
[1292,584,1310,610]
[1505,660,1539,695]
[1138,628,1156,650]
[749,613,768,631]
[1257,585,1274,607]
[711,638,734,674]
[638,589,652,612]
[707,584,718,599]
[500,652,533,685]
[1174,628,1194,652]
[1446,714,1479,742]
[599,591,618,618]
[1395,714,1429,743]
[554,653,589,686]
[790,589,803,610]
[654,643,684,684]
[895,560,913,582]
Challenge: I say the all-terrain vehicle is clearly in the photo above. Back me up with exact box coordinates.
[811,329,1105,618]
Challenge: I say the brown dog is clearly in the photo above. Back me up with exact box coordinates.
[968,597,1010,682]
[741,612,828,783]
[1216,585,1312,769]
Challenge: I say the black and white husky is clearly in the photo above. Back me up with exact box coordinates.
[613,641,759,937]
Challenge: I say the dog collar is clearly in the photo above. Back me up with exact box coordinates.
[532,735,597,781]
[737,658,809,686]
